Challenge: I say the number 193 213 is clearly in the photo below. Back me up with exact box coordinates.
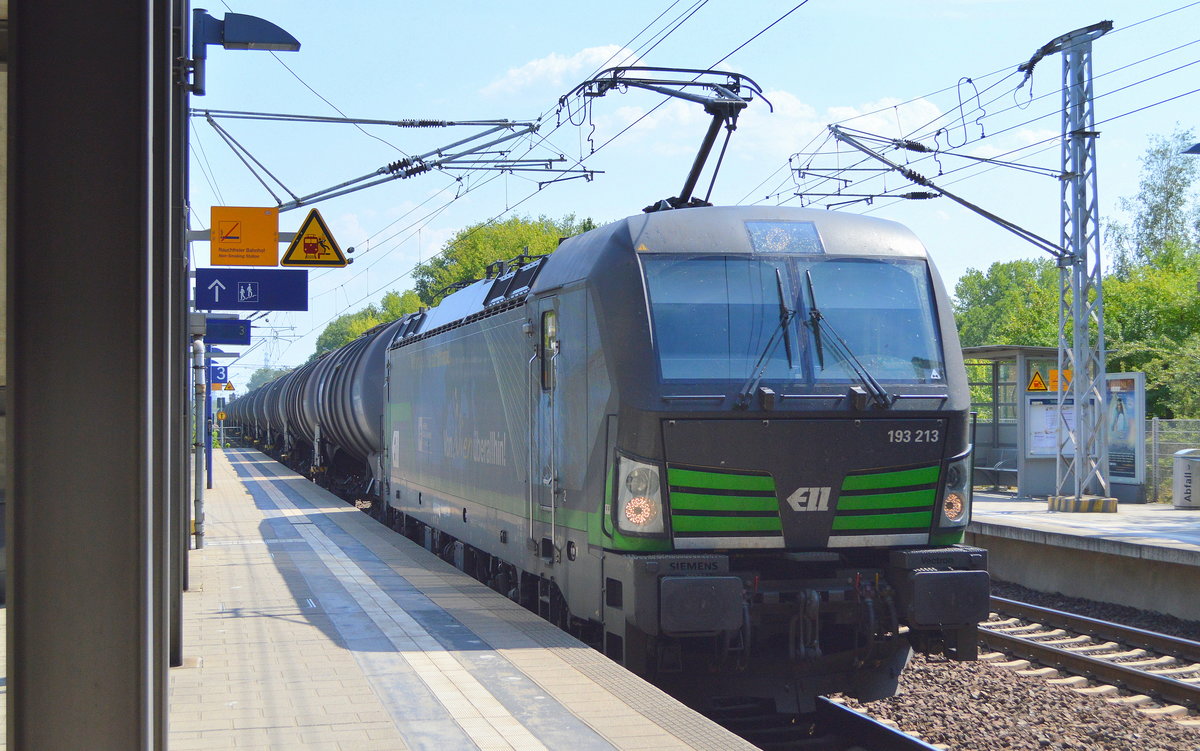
[887,429,939,443]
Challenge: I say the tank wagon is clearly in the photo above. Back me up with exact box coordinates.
[231,205,990,712]
[226,316,405,495]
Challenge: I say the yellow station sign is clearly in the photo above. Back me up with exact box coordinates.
[210,206,279,266]
[1049,369,1072,391]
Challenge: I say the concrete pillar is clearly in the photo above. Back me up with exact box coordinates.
[9,2,167,748]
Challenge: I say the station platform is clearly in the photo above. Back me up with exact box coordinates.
[170,449,756,751]
[967,492,1200,621]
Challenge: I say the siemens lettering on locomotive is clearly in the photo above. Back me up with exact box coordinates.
[228,205,990,713]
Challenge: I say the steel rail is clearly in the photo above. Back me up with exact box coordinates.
[991,596,1200,663]
[706,696,940,749]
[983,597,1200,708]
[814,698,944,750]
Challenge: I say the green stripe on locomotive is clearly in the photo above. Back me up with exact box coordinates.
[667,466,783,538]
[831,464,941,537]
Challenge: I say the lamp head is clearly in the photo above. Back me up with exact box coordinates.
[190,9,300,95]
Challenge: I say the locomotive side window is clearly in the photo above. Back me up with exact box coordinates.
[541,310,558,390]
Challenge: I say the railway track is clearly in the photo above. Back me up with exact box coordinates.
[981,596,1200,712]
[705,696,942,750]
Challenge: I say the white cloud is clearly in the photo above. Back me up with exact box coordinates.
[480,46,641,97]
[333,211,371,247]
[736,89,823,157]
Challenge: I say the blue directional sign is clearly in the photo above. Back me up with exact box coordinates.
[206,317,252,345]
[195,268,308,311]
[209,364,229,384]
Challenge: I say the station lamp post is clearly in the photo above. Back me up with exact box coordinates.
[175,2,298,671]
[182,6,299,545]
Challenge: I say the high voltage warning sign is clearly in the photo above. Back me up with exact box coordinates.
[281,209,348,267]
[1026,371,1048,391]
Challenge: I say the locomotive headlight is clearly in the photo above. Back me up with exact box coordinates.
[624,496,657,525]
[939,455,972,527]
[626,467,659,497]
[942,492,966,522]
[945,463,964,491]
[616,456,666,535]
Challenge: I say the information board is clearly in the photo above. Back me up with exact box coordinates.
[1024,373,1146,486]
[1106,372,1145,485]
[1026,395,1076,457]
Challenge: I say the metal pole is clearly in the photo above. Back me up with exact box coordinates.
[167,0,190,671]
[205,346,213,489]
[678,112,727,205]
[192,337,206,548]
[1151,416,1157,502]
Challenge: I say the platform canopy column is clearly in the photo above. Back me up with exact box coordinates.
[8,1,171,748]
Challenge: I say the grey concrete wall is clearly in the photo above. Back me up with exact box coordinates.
[967,529,1200,622]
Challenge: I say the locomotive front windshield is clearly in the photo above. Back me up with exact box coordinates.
[642,254,946,386]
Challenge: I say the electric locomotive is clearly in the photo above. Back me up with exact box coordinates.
[378,204,989,712]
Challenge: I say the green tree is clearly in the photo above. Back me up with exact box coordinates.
[1108,128,1198,276]
[1105,128,1200,417]
[246,365,292,391]
[312,306,383,358]
[310,289,425,359]
[381,289,422,319]
[413,214,596,306]
[953,258,1059,348]
[1104,240,1200,417]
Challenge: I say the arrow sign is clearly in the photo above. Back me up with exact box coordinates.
[195,268,309,311]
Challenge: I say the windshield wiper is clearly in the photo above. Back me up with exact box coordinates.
[804,269,895,410]
[805,271,824,370]
[777,268,796,370]
[735,268,796,409]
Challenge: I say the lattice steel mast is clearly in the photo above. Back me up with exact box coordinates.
[1035,22,1112,499]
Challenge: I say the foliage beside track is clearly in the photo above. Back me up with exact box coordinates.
[413,214,596,307]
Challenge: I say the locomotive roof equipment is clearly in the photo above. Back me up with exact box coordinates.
[559,67,770,212]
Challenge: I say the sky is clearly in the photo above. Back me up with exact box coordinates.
[187,0,1200,387]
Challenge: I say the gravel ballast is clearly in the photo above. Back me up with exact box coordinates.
[839,580,1200,750]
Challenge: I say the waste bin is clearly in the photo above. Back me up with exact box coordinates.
[1173,449,1200,508]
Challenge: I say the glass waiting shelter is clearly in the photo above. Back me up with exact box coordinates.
[964,345,1061,498]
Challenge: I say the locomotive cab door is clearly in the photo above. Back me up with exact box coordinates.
[531,300,560,562]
